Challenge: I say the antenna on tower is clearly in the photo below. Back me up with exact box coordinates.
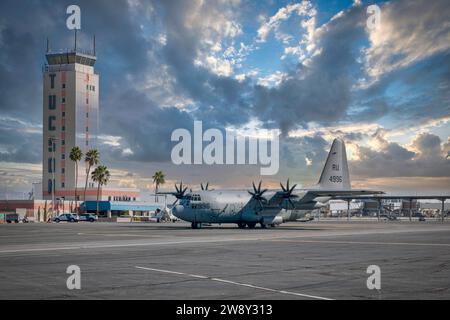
[93,34,96,56]
[74,29,77,51]
[46,37,49,53]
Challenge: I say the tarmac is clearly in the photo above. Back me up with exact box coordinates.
[0,220,449,299]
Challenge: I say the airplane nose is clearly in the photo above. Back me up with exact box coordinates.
[172,204,184,216]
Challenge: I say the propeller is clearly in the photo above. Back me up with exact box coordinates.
[248,181,268,210]
[200,182,209,191]
[171,181,188,206]
[280,179,297,209]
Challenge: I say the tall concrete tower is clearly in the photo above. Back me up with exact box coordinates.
[42,37,99,201]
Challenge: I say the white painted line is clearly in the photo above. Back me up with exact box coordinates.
[135,266,333,300]
[270,239,450,247]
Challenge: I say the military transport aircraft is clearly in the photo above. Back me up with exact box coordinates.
[160,138,384,229]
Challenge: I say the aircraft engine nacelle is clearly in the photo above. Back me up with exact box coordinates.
[313,196,331,203]
[262,216,283,225]
[314,202,327,208]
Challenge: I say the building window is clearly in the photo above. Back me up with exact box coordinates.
[86,140,89,146]
[48,116,56,131]
[62,97,66,103]
[86,98,89,104]
[62,83,66,89]
[48,95,56,109]
[86,85,89,90]
[61,182,65,188]
[48,158,53,173]
[48,139,53,152]
[49,74,56,89]
[62,125,65,131]
[48,179,52,194]
[62,140,65,146]
[62,111,65,117]
[61,168,65,174]
[62,154,65,160]
[86,126,89,132]
[86,112,89,118]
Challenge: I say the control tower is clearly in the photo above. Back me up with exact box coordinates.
[42,36,99,200]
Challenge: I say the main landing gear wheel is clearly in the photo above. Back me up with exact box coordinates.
[191,222,202,229]
[260,223,267,229]
[237,222,247,229]
[247,222,256,229]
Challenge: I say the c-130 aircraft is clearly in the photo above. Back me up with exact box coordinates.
[160,138,383,229]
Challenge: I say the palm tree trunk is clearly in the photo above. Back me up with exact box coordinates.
[96,182,100,216]
[155,184,158,202]
[83,165,91,213]
[74,163,78,212]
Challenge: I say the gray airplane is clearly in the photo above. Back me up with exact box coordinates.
[162,138,383,229]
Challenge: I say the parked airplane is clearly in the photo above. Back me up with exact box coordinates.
[160,138,384,229]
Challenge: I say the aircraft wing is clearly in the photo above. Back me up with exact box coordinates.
[305,189,385,197]
[266,189,384,207]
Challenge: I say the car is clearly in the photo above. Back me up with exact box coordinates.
[53,213,79,223]
[5,213,19,223]
[78,213,98,222]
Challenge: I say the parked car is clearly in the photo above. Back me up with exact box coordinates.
[78,213,98,222]
[5,213,19,223]
[53,213,79,223]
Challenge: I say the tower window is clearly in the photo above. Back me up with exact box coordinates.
[62,154,65,160]
[62,126,65,131]
[86,98,89,104]
[62,111,65,117]
[62,83,66,89]
[61,182,65,188]
[48,158,53,173]
[48,179,53,194]
[61,168,65,174]
[62,140,65,146]
[48,116,56,131]
[49,74,56,89]
[62,97,66,104]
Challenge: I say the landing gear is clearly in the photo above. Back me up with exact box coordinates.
[237,222,247,229]
[191,222,202,229]
[247,222,256,229]
[260,223,267,229]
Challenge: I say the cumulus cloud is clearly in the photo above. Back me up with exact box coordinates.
[351,133,450,178]
[365,0,450,78]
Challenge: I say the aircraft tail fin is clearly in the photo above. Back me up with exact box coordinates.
[317,138,351,190]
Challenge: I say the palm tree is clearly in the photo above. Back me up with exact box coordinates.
[152,171,165,202]
[83,149,100,208]
[69,146,83,212]
[91,165,111,216]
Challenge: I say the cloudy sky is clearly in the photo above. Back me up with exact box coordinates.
[0,0,449,198]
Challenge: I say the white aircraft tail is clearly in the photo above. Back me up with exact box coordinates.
[317,138,351,190]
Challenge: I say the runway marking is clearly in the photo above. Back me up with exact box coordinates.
[135,266,333,300]
[268,239,450,247]
[2,226,450,254]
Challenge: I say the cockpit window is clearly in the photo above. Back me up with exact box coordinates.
[190,194,201,202]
